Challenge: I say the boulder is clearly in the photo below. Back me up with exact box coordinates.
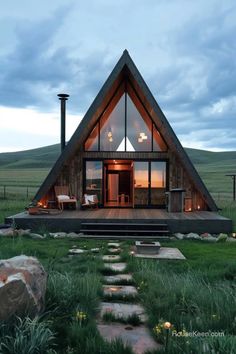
[67,232,81,239]
[186,232,201,240]
[217,233,228,242]
[0,255,47,321]
[50,232,67,239]
[174,233,185,240]
[17,229,31,237]
[29,233,45,240]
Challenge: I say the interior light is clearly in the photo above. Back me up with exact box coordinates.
[138,138,143,143]
[108,131,112,138]
[109,137,113,142]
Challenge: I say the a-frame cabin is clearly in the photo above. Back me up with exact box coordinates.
[7,50,232,234]
[35,50,217,212]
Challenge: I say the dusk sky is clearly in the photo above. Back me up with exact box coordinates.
[0,0,235,152]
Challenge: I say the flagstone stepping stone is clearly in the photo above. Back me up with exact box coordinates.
[97,323,160,354]
[68,248,85,255]
[104,274,133,284]
[91,248,100,253]
[108,248,121,253]
[108,242,120,247]
[103,285,137,297]
[104,263,127,272]
[102,255,121,261]
[100,302,147,322]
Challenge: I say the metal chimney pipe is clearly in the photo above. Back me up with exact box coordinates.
[57,93,69,152]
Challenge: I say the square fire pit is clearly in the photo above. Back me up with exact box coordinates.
[135,241,161,255]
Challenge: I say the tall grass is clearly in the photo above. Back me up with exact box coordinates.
[0,317,56,354]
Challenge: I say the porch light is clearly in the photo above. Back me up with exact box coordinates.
[108,131,112,138]
[232,233,236,238]
[138,137,143,143]
[109,137,113,142]
[197,205,200,210]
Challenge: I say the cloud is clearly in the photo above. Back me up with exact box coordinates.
[0,106,81,152]
[0,0,235,151]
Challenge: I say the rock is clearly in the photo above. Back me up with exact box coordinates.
[30,233,45,240]
[53,232,67,239]
[226,237,236,242]
[174,233,185,240]
[0,228,17,237]
[17,229,31,237]
[67,232,81,239]
[68,248,85,255]
[217,233,228,242]
[201,232,211,238]
[186,232,201,240]
[108,248,121,253]
[201,235,217,242]
[0,255,47,321]
[91,248,100,253]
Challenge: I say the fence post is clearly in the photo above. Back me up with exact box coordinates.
[3,185,6,199]
[26,186,29,199]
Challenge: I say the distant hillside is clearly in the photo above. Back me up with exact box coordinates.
[0,144,60,169]
[0,144,235,170]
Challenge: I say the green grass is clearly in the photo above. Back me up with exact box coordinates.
[0,237,235,353]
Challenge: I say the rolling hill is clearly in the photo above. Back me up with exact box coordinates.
[0,145,235,201]
[0,144,235,170]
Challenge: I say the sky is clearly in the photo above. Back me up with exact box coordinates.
[0,0,235,153]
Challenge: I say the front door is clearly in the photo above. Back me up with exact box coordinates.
[104,160,133,207]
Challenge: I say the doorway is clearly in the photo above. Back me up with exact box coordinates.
[104,160,133,207]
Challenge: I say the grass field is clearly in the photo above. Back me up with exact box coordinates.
[0,237,235,353]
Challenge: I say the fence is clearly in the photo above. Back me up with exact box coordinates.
[0,185,40,200]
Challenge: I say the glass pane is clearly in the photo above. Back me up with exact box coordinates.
[151,161,166,205]
[100,94,125,151]
[127,94,152,151]
[85,161,102,203]
[153,124,167,151]
[85,124,99,151]
[134,161,149,205]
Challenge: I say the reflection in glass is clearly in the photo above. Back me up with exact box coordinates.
[127,95,152,151]
[153,124,167,151]
[134,162,149,205]
[151,161,166,205]
[85,161,102,203]
[100,94,125,151]
[85,124,99,151]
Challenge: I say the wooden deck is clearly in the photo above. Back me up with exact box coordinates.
[6,209,232,234]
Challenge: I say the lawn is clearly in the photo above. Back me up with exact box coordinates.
[0,236,235,353]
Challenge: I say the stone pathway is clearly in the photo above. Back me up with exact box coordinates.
[102,255,121,261]
[104,274,133,283]
[98,323,161,354]
[100,302,147,322]
[104,262,127,272]
[103,285,138,297]
[98,241,160,354]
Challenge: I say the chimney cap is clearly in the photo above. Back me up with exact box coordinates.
[57,93,70,100]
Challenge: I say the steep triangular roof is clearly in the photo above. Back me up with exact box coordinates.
[34,50,218,211]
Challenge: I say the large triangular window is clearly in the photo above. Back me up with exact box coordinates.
[84,81,167,152]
